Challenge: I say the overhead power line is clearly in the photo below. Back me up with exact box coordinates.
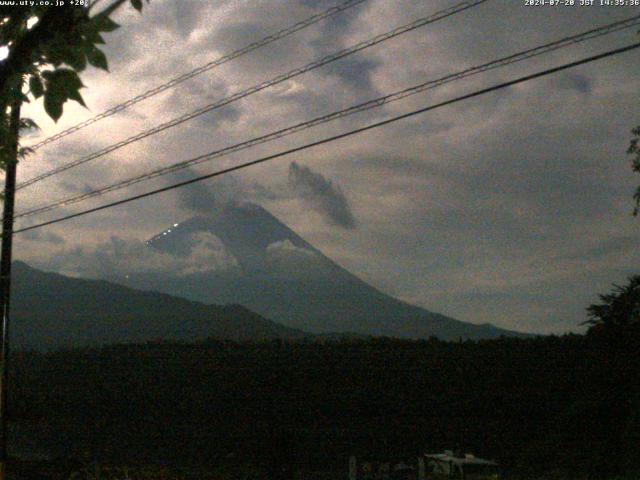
[27,0,370,151]
[13,42,640,235]
[17,0,488,191]
[14,14,640,220]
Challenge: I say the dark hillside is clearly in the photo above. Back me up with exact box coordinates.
[8,334,640,479]
[10,261,305,349]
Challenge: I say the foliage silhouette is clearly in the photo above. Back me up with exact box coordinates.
[0,0,149,168]
[585,275,640,338]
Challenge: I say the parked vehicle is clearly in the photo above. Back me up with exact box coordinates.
[425,452,500,480]
[349,451,499,480]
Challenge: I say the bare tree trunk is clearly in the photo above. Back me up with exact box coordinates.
[0,100,21,480]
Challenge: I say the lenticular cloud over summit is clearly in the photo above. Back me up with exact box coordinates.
[288,162,356,229]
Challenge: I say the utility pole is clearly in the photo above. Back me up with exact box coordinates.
[0,99,22,480]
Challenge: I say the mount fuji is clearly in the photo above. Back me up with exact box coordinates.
[111,202,527,340]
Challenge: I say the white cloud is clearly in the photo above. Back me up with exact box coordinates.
[32,233,238,280]
[266,239,315,257]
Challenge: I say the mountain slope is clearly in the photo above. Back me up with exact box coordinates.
[115,202,528,340]
[10,261,306,350]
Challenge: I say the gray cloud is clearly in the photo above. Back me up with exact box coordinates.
[172,168,221,215]
[307,0,378,96]
[553,72,592,95]
[162,76,242,129]
[21,229,65,245]
[322,56,380,93]
[288,161,356,229]
[172,169,285,216]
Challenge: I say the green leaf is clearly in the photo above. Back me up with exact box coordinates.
[90,32,106,45]
[19,118,39,131]
[62,45,87,72]
[42,68,87,121]
[29,75,44,98]
[131,0,143,11]
[67,87,86,108]
[46,68,85,94]
[18,146,35,160]
[44,90,64,122]
[81,22,106,44]
[86,46,108,71]
[94,16,120,33]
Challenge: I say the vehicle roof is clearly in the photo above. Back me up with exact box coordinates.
[424,453,498,466]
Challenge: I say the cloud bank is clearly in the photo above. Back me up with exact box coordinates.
[13,0,640,334]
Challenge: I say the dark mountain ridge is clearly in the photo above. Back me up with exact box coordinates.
[10,261,305,350]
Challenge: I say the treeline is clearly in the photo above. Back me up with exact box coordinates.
[7,333,640,479]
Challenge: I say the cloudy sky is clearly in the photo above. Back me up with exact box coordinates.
[12,0,640,334]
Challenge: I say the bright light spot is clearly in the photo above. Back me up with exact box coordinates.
[26,16,38,30]
[0,46,8,62]
[163,232,167,235]
[173,223,179,227]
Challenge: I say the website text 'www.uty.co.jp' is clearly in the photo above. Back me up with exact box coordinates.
[0,0,87,6]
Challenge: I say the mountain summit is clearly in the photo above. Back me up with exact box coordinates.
[116,202,527,340]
